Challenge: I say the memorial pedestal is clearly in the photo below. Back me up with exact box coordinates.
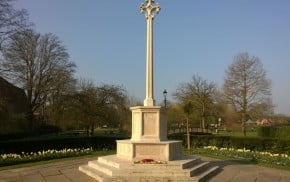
[116,106,182,161]
[117,140,182,161]
[79,106,219,181]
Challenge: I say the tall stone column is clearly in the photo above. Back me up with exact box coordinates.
[140,0,160,106]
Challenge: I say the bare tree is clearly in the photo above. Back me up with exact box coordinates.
[223,52,271,136]
[174,75,217,130]
[0,0,30,48]
[248,98,274,120]
[45,70,76,127]
[0,29,75,129]
[71,79,127,136]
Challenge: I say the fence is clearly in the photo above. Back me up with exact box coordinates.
[168,127,213,134]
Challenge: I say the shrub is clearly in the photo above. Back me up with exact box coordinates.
[0,124,61,141]
[257,125,290,139]
[0,135,128,154]
[170,134,290,154]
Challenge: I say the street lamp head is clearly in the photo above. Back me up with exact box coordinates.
[163,89,167,97]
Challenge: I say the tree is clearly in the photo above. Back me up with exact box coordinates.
[167,104,185,128]
[248,98,274,120]
[0,29,75,130]
[0,0,30,48]
[44,67,76,127]
[174,75,217,130]
[70,79,128,136]
[0,97,8,129]
[182,100,194,150]
[223,52,271,136]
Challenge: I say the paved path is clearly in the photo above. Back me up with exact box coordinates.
[0,156,290,182]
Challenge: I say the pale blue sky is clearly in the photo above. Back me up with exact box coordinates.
[14,0,290,114]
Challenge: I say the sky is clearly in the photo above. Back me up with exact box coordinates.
[14,0,290,115]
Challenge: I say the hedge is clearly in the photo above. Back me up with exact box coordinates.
[2,134,290,155]
[257,125,290,139]
[0,135,128,154]
[169,134,290,154]
[0,124,61,141]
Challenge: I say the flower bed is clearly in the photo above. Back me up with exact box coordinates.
[193,146,290,167]
[0,148,93,167]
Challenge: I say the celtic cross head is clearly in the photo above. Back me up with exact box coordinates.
[140,0,161,19]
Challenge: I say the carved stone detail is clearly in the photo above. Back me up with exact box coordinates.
[143,112,157,136]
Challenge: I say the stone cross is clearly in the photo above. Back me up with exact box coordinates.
[140,0,161,107]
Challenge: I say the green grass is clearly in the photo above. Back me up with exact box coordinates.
[0,150,115,171]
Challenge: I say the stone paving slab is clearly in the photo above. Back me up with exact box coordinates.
[0,156,290,182]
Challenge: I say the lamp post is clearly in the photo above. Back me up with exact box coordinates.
[216,117,221,134]
[163,89,167,108]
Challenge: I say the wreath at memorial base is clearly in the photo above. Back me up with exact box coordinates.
[133,158,167,164]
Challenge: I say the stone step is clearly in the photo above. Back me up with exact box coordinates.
[115,166,219,182]
[98,155,202,170]
[88,160,116,176]
[111,176,199,182]
[89,160,211,178]
[189,161,210,177]
[80,156,219,181]
[89,161,189,177]
[78,165,110,182]
[181,157,202,169]
[98,155,122,169]
[196,166,220,182]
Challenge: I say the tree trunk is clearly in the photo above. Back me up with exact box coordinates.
[242,112,246,136]
[86,126,89,136]
[202,104,206,130]
[26,87,34,131]
[202,115,205,131]
[90,124,95,136]
[186,116,190,150]
[26,107,34,131]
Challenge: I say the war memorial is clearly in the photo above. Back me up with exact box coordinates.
[79,0,218,181]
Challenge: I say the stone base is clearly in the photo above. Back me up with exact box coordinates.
[79,155,219,182]
[116,139,182,161]
[79,104,219,181]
